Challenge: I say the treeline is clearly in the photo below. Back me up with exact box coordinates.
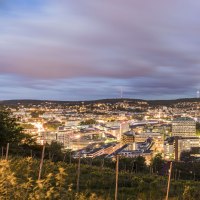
[1,97,200,107]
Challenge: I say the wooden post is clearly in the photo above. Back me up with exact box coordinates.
[136,163,138,174]
[166,162,173,200]
[76,151,81,193]
[178,170,181,180]
[90,158,93,166]
[69,151,72,165]
[5,143,9,160]
[1,147,3,159]
[63,153,66,162]
[38,145,45,180]
[101,158,104,169]
[175,169,177,181]
[115,155,119,200]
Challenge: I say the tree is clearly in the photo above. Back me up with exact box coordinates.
[0,111,31,146]
[30,111,45,118]
[196,122,200,135]
[134,156,147,172]
[79,119,96,125]
[180,151,191,162]
[183,185,200,200]
[44,121,62,131]
[21,123,35,129]
[46,141,64,161]
[132,114,144,121]
[150,153,165,174]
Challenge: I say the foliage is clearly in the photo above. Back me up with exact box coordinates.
[1,157,200,200]
[150,153,165,174]
[180,151,192,162]
[20,123,35,129]
[196,122,200,135]
[79,119,96,125]
[132,114,144,121]
[30,111,45,118]
[0,111,33,146]
[183,185,200,200]
[46,141,64,161]
[43,121,62,131]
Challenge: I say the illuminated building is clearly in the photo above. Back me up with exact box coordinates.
[121,131,135,145]
[164,136,200,161]
[172,117,196,137]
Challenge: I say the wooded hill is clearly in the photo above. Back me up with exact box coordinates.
[0,98,200,107]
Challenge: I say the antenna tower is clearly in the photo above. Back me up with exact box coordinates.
[120,87,123,99]
[197,90,200,98]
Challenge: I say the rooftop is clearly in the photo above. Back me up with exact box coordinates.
[173,117,194,122]
[123,131,135,136]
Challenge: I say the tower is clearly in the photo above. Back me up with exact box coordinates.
[120,87,123,99]
[197,90,200,98]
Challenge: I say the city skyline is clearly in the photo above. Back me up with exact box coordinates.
[1,0,200,100]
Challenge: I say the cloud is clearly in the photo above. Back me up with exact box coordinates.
[0,0,200,99]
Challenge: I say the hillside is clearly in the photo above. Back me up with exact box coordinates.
[0,98,200,107]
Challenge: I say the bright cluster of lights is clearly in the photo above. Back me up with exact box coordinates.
[31,122,45,135]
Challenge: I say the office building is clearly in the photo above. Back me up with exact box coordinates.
[172,117,196,137]
[164,136,200,161]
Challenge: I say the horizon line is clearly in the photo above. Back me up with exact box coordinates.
[1,97,200,102]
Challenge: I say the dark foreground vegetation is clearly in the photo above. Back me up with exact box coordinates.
[1,156,200,200]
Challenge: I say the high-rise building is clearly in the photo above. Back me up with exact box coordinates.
[172,117,196,137]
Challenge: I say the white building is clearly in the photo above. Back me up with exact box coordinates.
[172,117,196,137]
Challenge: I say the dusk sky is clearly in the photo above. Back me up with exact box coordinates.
[1,0,200,100]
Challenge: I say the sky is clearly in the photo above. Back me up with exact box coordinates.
[1,0,200,100]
